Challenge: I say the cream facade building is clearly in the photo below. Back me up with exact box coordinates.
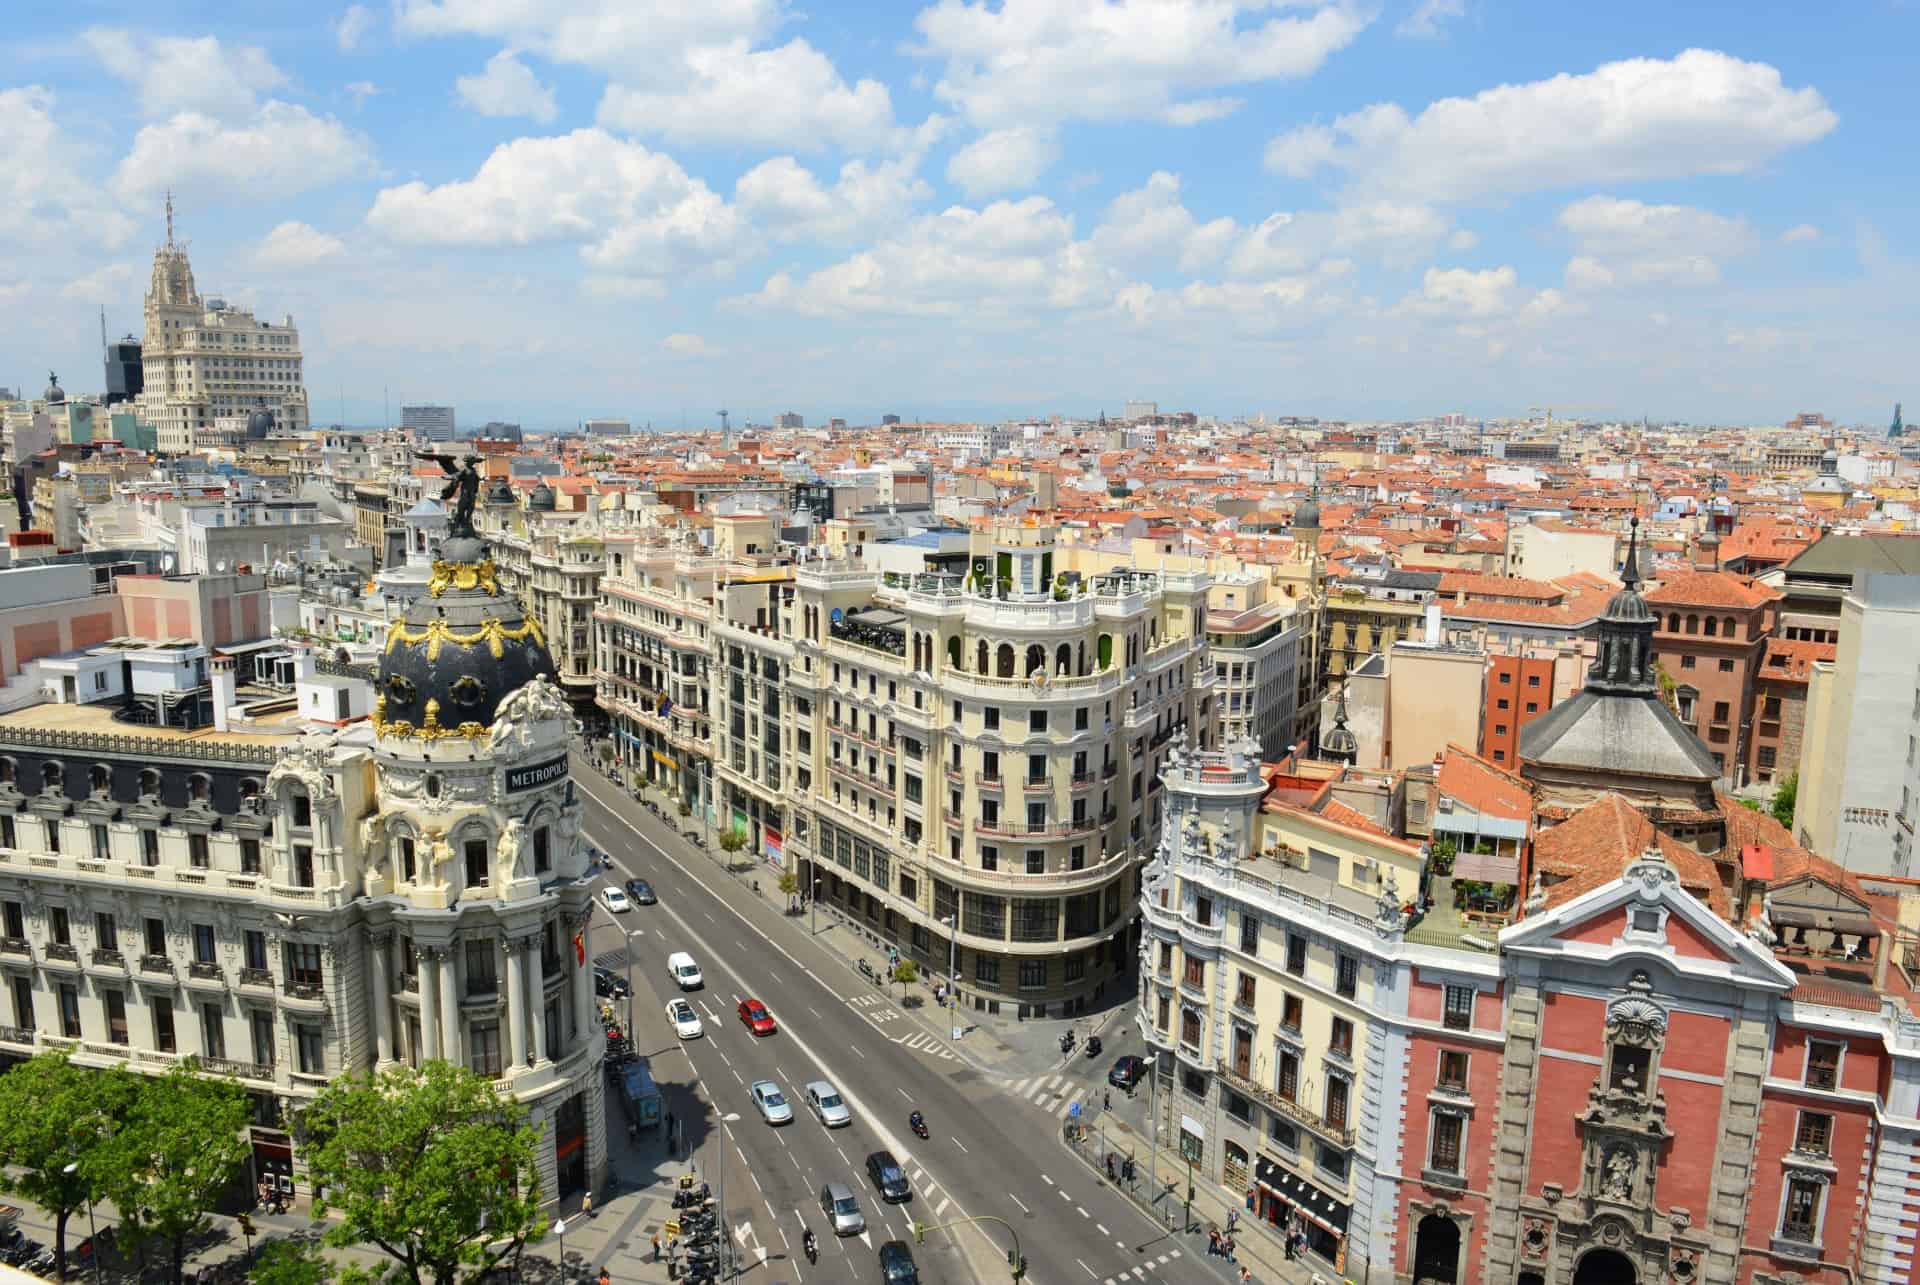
[138,205,309,453]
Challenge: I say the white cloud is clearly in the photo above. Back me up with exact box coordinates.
[1163,98,1242,126]
[346,81,381,106]
[0,87,134,249]
[1447,229,1478,251]
[456,51,559,123]
[85,29,286,120]
[1266,49,1837,199]
[336,4,377,51]
[599,39,897,152]
[742,196,1118,319]
[662,333,712,357]
[254,222,348,268]
[1113,276,1332,334]
[1228,200,1448,276]
[116,102,374,201]
[945,127,1060,198]
[1396,0,1464,39]
[61,263,135,301]
[1557,195,1754,289]
[734,155,931,246]
[915,0,1368,129]
[367,128,746,282]
[1781,223,1820,243]
[1088,172,1236,272]
[395,0,780,73]
[1399,265,1520,318]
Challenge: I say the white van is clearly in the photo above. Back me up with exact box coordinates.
[667,952,704,990]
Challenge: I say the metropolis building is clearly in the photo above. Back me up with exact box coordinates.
[0,491,604,1208]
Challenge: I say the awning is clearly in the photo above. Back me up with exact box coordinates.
[1772,908,1877,936]
[1453,850,1520,883]
[1255,1156,1350,1235]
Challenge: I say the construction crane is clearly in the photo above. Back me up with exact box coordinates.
[1527,404,1612,427]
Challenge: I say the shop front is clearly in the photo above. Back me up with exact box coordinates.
[1254,1154,1351,1272]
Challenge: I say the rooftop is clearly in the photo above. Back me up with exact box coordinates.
[0,696,306,747]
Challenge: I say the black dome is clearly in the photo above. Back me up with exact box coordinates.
[484,477,515,506]
[528,482,557,511]
[246,406,275,438]
[374,534,557,739]
[1292,499,1320,531]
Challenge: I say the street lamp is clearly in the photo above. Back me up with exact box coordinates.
[810,874,824,936]
[939,914,961,1041]
[60,1162,101,1285]
[553,1216,567,1282]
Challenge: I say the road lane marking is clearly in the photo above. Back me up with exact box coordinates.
[1009,1194,1030,1214]
[951,1137,968,1154]
[1077,1259,1095,1278]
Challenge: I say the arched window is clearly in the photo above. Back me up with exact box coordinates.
[1703,616,1717,637]
[0,758,13,786]
[1025,644,1045,677]
[975,640,988,674]
[1056,643,1072,675]
[393,827,418,883]
[996,644,1015,678]
[139,768,162,799]
[947,636,962,671]
[89,764,110,796]
[238,778,263,811]
[1723,616,1737,639]
[1667,613,1680,633]
[189,774,212,805]
[41,763,63,793]
[1097,635,1113,670]
[1684,614,1698,634]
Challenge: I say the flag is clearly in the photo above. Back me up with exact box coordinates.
[574,932,585,965]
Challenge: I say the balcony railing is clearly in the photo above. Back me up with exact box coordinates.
[188,961,222,980]
[1220,1064,1355,1147]
[44,942,77,963]
[0,1025,32,1045]
[193,1055,274,1082]
[92,948,125,967]
[239,967,273,989]
[0,937,28,956]
[140,954,174,976]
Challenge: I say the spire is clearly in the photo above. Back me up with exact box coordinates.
[1319,680,1358,764]
[1620,514,1642,590]
[1587,515,1657,696]
[165,191,174,247]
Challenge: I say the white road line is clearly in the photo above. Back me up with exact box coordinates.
[1058,1189,1073,1201]
[1042,1174,1055,1186]
[1076,1205,1089,1218]
[1077,1259,1096,1279]
[934,1197,950,1218]
[835,1144,849,1165]
[1096,1223,1110,1236]
[808,1006,822,1018]
[951,1137,968,1154]
[896,1086,913,1101]
[1009,1193,1030,1214]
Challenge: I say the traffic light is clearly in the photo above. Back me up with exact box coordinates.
[913,1220,925,1245]
[1007,1249,1027,1280]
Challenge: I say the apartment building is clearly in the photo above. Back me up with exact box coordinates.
[1205,573,1301,759]
[1644,570,1780,786]
[481,487,605,714]
[1480,641,1590,768]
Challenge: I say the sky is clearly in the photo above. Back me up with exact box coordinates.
[3,0,1916,430]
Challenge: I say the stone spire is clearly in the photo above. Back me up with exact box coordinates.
[1586,518,1657,697]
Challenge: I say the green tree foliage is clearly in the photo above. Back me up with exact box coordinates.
[301,1062,546,1285]
[0,1053,137,1282]
[717,826,748,854]
[1772,773,1799,830]
[777,871,800,898]
[252,1237,336,1285]
[102,1064,252,1284]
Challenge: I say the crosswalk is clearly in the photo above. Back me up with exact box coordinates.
[1004,1072,1093,1120]
[1097,1247,1184,1283]
[845,993,961,1061]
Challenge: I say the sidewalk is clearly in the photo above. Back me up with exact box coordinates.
[1058,1110,1352,1285]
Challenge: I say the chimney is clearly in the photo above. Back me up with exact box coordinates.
[210,653,236,732]
[1423,600,1442,646]
[292,644,317,685]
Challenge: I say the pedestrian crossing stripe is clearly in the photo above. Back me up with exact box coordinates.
[1098,1248,1183,1285]
[1003,1074,1093,1117]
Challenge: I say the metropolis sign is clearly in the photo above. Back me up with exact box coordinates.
[505,757,568,793]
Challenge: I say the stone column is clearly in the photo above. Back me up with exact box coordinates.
[504,938,529,1070]
[369,932,394,1066]
[529,939,549,1064]
[440,944,464,1066]
[570,912,594,1057]
[419,948,443,1062]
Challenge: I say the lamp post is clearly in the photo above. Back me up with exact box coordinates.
[61,1161,102,1285]
[940,914,960,1041]
[553,1216,567,1282]
[810,874,824,936]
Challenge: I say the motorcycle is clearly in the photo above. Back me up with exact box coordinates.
[1059,1031,1076,1055]
[803,1230,819,1264]
[672,1184,712,1208]
[857,959,879,983]
[1086,1036,1103,1059]
[910,1111,930,1140]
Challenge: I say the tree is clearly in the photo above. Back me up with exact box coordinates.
[892,958,919,1001]
[1772,773,1799,830]
[0,1052,137,1282]
[252,1238,336,1285]
[301,1062,547,1285]
[777,871,800,899]
[717,826,749,866]
[103,1064,252,1284]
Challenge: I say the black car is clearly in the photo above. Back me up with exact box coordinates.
[878,1239,919,1284]
[865,1150,911,1203]
[626,878,657,905]
[1108,1055,1145,1090]
[593,966,630,998]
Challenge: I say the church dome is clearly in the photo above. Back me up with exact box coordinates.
[484,477,515,506]
[528,481,557,512]
[1292,498,1321,532]
[43,374,64,405]
[246,406,275,438]
[374,533,557,740]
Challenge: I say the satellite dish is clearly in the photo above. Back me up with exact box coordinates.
[160,553,176,573]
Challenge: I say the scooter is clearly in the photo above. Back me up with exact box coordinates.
[1060,1030,1076,1055]
[910,1112,930,1140]
[803,1230,819,1264]
[1086,1036,1103,1059]
[672,1183,712,1208]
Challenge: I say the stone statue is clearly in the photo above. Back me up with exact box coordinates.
[1377,870,1402,926]
[1602,1146,1636,1200]
[417,451,483,539]
[488,675,579,752]
[496,819,524,880]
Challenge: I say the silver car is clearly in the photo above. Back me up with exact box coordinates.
[805,1080,852,1128]
[820,1181,866,1237]
[750,1079,793,1125]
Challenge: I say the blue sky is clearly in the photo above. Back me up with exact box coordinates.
[4,1,1915,429]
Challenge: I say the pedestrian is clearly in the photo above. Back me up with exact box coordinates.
[1239,1269,1253,1284]
[1227,1209,1239,1233]
[1224,1233,1236,1261]
[1103,1089,1111,1111]
[581,1188,594,1218]
[1208,1228,1221,1257]
[599,1269,611,1285]
[651,1232,661,1262]
[1284,1231,1296,1261]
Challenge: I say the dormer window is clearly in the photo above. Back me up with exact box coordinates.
[139,769,161,799]
[89,764,111,796]
[188,774,211,805]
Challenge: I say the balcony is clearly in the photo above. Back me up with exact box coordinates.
[91,948,125,968]
[239,967,273,990]
[0,937,27,956]
[0,1025,32,1046]
[43,942,78,964]
[975,772,1003,790]
[139,954,175,977]
[1220,1064,1354,1147]
[188,960,223,982]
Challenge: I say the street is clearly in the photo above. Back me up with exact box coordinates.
[574,761,1246,1285]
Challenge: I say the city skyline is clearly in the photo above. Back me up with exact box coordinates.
[3,1,1916,427]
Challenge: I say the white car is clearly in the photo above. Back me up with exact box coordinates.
[601,886,633,914]
[805,1080,851,1128]
[666,999,704,1039]
[750,1079,793,1125]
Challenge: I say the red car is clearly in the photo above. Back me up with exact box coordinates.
[738,999,777,1036]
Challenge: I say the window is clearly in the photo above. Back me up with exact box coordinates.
[1497,698,1510,710]
[533,827,550,873]
[1794,1111,1832,1157]
[296,1023,325,1075]
[1026,802,1045,833]
[984,707,1000,731]
[1712,701,1730,723]
[0,901,19,942]
[1184,956,1206,988]
[1195,896,1213,927]
[1239,914,1259,954]
[1180,1008,1202,1048]
[1758,746,1778,771]
[1443,985,1474,1031]
[293,844,314,887]
[1157,941,1173,976]
[1527,673,1541,688]
[1018,959,1045,990]
[1336,952,1358,998]
[1235,973,1256,1010]
[188,833,209,869]
[1225,1091,1252,1125]
[1438,1049,1468,1091]
[251,1011,275,1067]
[1281,992,1303,1033]
[1525,702,1538,714]
[470,1022,502,1076]
[95,913,118,953]
[1498,671,1511,685]
[1806,1040,1842,1090]
[1277,1048,1299,1101]
[465,940,497,996]
[141,829,160,867]
[1430,1111,1464,1174]
[240,838,261,874]
[980,846,997,872]
[1286,934,1306,976]
[1680,655,1696,670]
[1026,850,1044,874]
[465,839,488,887]
[398,837,416,882]
[58,984,80,1038]
[1330,1017,1353,1058]
[1156,994,1171,1031]
[1780,1177,1822,1243]
[1608,1044,1651,1093]
[200,1004,225,1060]
[244,930,268,971]
[144,917,165,958]
[1268,1116,1298,1151]
[1029,709,1048,734]
[1718,658,1735,673]
[287,943,323,989]
[1325,1075,1349,1130]
[104,989,128,1045]
[45,820,58,854]
[291,793,311,827]
[152,997,176,1053]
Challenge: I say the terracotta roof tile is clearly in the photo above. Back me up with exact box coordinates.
[1435,745,1532,821]
[1533,793,1730,916]
[1643,570,1781,609]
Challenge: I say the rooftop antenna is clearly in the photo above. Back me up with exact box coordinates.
[164,190,175,248]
